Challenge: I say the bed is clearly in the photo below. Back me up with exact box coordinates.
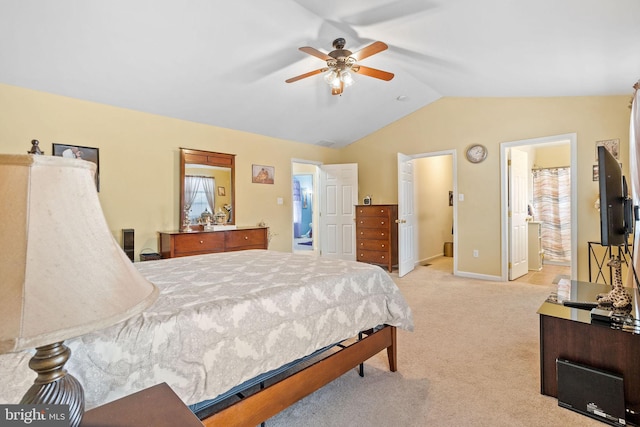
[0,249,413,424]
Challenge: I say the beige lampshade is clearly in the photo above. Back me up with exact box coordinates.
[0,154,159,353]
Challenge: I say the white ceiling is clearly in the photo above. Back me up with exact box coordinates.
[1,0,639,148]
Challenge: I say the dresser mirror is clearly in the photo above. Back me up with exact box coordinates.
[179,148,235,230]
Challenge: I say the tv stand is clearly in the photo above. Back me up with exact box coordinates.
[538,280,640,425]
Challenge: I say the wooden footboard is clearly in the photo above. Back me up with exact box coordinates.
[200,325,397,427]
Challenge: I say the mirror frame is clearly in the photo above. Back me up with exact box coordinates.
[180,148,236,229]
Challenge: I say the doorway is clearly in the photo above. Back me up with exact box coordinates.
[500,133,577,282]
[292,160,320,255]
[398,150,457,277]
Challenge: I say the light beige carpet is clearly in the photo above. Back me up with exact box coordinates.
[267,265,602,426]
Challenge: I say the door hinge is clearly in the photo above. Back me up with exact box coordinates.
[508,262,512,269]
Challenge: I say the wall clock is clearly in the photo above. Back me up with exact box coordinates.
[465,144,488,163]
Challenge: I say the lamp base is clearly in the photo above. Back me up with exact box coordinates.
[20,342,84,427]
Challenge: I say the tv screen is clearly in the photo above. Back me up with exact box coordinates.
[598,145,626,246]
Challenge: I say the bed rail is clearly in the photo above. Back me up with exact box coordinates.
[200,325,397,427]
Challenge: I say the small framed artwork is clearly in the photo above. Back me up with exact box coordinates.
[217,186,226,196]
[595,139,619,160]
[592,164,599,181]
[52,143,100,191]
[252,164,275,184]
[449,191,454,206]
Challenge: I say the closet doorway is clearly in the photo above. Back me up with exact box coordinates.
[397,150,457,277]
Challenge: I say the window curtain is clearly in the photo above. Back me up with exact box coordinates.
[184,175,201,208]
[630,82,640,288]
[201,177,216,214]
[532,167,571,264]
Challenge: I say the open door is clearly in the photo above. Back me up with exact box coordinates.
[397,153,416,277]
[319,163,358,260]
[509,148,529,280]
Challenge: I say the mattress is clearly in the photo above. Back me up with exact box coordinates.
[0,250,413,409]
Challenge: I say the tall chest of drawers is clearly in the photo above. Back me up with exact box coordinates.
[355,204,398,272]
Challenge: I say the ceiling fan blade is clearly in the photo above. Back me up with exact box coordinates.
[285,68,327,83]
[299,46,332,61]
[352,41,388,61]
[353,65,394,81]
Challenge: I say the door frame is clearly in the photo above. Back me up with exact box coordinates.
[398,149,458,276]
[499,133,577,281]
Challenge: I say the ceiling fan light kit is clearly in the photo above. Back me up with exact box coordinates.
[286,38,394,96]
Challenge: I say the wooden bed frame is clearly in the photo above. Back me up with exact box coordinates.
[200,325,397,427]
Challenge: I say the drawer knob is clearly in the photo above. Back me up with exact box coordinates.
[244,236,248,240]
[380,221,385,225]
[381,256,385,259]
[381,244,385,248]
[199,240,204,244]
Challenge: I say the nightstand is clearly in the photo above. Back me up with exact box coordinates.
[80,383,203,427]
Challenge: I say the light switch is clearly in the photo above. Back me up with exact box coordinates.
[277,197,284,205]
[458,194,464,201]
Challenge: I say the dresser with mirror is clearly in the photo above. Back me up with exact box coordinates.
[159,148,268,258]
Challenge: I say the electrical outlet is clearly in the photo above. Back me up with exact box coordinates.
[473,249,479,258]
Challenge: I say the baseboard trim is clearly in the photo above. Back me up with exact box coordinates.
[455,270,502,282]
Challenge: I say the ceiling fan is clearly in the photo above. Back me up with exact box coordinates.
[285,38,394,95]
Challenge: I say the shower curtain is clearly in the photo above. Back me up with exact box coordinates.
[293,178,302,238]
[532,167,571,264]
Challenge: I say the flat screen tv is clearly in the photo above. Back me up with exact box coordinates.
[597,145,632,247]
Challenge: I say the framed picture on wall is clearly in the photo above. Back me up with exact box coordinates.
[217,186,226,196]
[595,139,619,160]
[52,143,100,191]
[592,164,599,181]
[252,164,275,184]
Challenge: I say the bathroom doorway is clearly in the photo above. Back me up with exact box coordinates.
[292,160,319,254]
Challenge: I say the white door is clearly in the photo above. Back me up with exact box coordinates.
[319,164,358,260]
[397,153,416,277]
[509,148,529,280]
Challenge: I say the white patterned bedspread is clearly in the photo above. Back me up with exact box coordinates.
[0,250,413,409]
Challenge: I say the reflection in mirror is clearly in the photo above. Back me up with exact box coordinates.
[180,148,235,231]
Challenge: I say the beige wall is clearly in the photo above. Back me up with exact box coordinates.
[0,84,340,257]
[342,96,631,280]
[1,84,632,281]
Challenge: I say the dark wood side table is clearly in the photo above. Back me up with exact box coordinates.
[80,383,203,427]
[538,280,640,425]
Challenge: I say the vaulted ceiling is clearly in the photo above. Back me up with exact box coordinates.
[1,0,639,148]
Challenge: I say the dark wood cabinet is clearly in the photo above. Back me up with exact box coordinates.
[159,227,268,258]
[355,204,398,272]
[538,281,640,425]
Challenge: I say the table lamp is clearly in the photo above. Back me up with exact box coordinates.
[0,154,159,427]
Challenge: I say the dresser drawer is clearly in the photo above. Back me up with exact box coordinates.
[358,239,391,251]
[357,250,391,264]
[357,228,391,240]
[356,206,394,218]
[225,228,267,250]
[356,217,392,228]
[174,232,225,255]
